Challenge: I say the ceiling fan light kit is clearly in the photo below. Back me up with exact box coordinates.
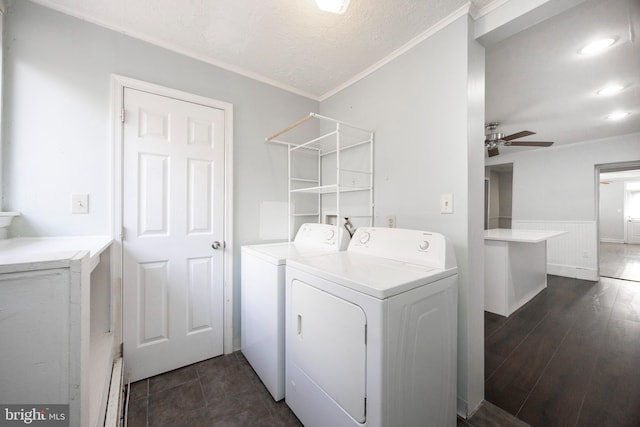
[484,122,554,157]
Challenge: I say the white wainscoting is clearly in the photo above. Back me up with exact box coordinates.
[512,220,598,281]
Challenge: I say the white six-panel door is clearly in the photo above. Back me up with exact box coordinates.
[122,87,225,382]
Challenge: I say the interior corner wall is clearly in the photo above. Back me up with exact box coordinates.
[319,14,486,418]
[2,0,318,348]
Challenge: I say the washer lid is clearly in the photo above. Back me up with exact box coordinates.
[242,243,337,265]
[287,252,457,299]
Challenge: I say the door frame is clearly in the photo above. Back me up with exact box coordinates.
[110,74,234,354]
[595,161,640,278]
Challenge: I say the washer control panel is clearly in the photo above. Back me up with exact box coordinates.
[294,223,350,251]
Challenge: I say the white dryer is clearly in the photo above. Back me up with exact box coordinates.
[285,227,458,427]
[241,223,350,401]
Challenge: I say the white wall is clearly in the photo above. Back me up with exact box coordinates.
[320,14,486,418]
[2,0,317,347]
[487,133,640,221]
[599,180,625,242]
[486,132,640,279]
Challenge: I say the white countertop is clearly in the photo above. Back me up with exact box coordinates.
[484,228,567,243]
[0,236,113,272]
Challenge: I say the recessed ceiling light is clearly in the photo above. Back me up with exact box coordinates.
[579,38,616,55]
[314,0,350,14]
[597,84,625,96]
[606,111,630,120]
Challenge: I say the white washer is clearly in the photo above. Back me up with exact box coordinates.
[285,227,458,427]
[241,223,350,401]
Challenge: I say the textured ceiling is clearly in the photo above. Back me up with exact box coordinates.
[26,0,639,153]
[30,0,494,99]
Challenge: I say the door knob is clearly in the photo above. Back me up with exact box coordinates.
[211,241,222,250]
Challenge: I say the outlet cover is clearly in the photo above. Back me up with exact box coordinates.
[386,215,396,228]
[72,194,89,214]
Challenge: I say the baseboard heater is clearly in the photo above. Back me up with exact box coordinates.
[104,358,124,427]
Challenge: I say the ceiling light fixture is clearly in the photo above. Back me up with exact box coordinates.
[579,37,616,55]
[314,0,350,14]
[597,84,624,96]
[606,111,630,120]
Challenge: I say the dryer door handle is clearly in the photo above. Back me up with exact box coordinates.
[297,314,303,336]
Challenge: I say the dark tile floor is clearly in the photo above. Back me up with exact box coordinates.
[127,351,521,427]
[485,274,640,427]
[126,352,302,427]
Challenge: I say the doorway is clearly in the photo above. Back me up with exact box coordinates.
[484,164,513,230]
[597,164,640,282]
[112,76,234,382]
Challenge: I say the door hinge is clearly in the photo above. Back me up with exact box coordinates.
[121,226,126,241]
[120,108,126,123]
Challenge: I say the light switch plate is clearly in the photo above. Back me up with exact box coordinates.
[72,194,89,214]
[440,194,453,214]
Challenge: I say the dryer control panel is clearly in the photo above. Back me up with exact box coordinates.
[348,227,457,269]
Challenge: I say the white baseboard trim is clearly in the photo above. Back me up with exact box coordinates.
[548,264,598,281]
[600,238,625,244]
[104,358,123,427]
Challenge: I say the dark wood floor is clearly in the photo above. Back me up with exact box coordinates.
[485,275,640,426]
[600,242,640,282]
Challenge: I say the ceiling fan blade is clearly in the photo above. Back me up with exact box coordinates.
[488,147,499,157]
[508,141,554,147]
[503,130,535,141]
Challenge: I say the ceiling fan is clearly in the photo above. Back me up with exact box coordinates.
[485,122,554,157]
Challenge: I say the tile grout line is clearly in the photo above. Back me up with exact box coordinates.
[195,361,208,414]
[145,379,149,427]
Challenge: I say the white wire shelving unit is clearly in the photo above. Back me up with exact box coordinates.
[266,113,374,241]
